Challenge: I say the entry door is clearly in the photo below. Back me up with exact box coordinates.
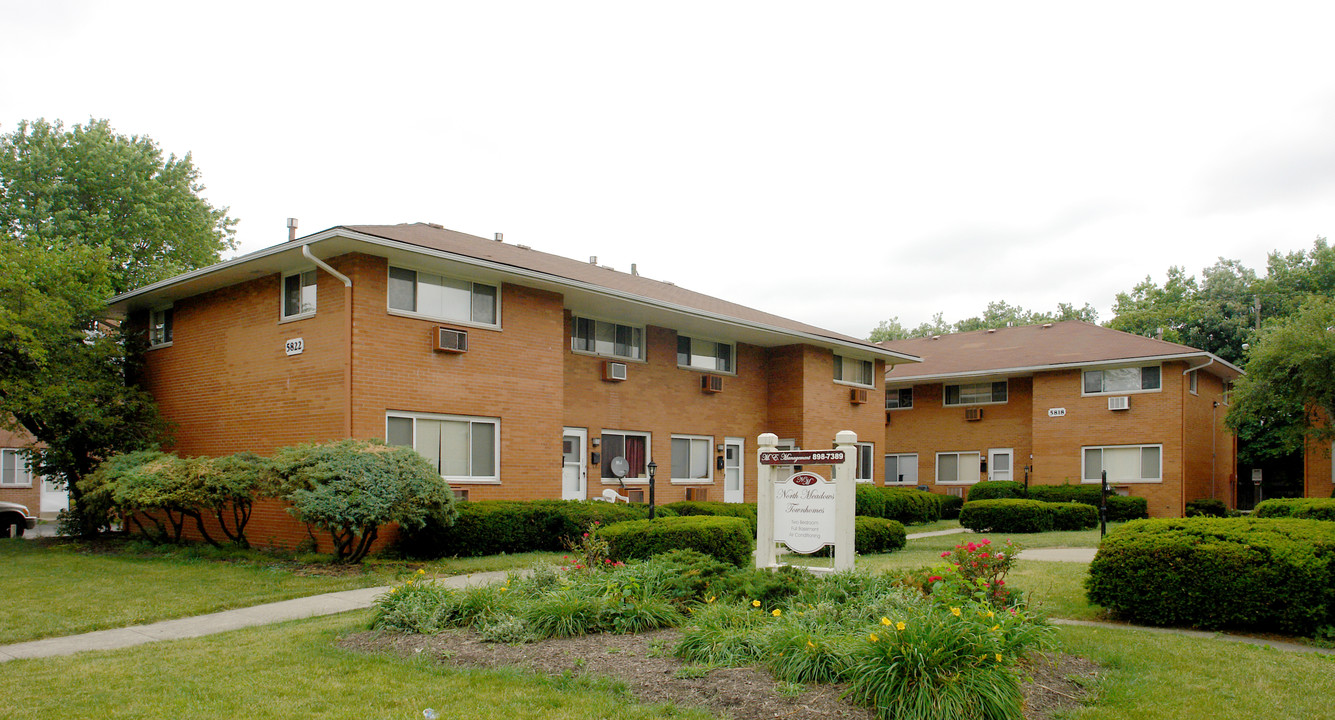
[723,437,744,503]
[562,428,587,500]
[988,448,1013,482]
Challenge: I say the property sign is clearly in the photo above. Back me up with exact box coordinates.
[1252,468,1263,484]
[773,471,836,554]
[760,450,846,465]
[1047,408,1066,417]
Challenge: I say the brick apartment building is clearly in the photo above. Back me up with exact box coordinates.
[1,427,64,521]
[877,322,1243,517]
[106,223,915,548]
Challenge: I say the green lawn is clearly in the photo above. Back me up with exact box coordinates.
[2,611,711,720]
[0,539,560,644]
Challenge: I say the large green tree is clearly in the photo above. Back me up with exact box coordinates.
[868,302,1097,341]
[0,119,235,533]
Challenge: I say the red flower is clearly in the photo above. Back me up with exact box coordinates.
[997,580,1005,586]
[966,542,977,552]
[928,575,942,582]
[940,551,951,558]
[981,538,991,545]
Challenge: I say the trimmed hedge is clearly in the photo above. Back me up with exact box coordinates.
[965,481,1026,501]
[395,500,650,558]
[939,494,964,520]
[1254,498,1335,522]
[855,486,943,525]
[602,515,753,566]
[1184,498,1228,518]
[1086,518,1335,634]
[1048,502,1099,531]
[1025,484,1148,522]
[854,516,907,554]
[958,499,1054,533]
[659,501,758,532]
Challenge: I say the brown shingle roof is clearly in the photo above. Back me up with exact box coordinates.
[344,223,895,354]
[878,321,1241,382]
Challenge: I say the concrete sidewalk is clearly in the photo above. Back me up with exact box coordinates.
[1051,618,1335,655]
[0,570,510,663]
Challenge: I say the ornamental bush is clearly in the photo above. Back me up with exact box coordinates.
[660,501,758,532]
[965,481,1026,502]
[394,499,650,558]
[1254,498,1335,522]
[1185,498,1229,518]
[855,516,907,554]
[939,494,964,520]
[1048,502,1098,531]
[1025,484,1148,522]
[1086,517,1335,635]
[855,486,942,524]
[274,439,456,563]
[958,499,1054,533]
[602,515,752,566]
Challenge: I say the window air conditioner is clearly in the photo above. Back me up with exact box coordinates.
[850,388,869,404]
[625,488,645,503]
[965,407,983,421]
[433,327,468,353]
[701,374,724,393]
[603,361,628,382]
[685,487,708,501]
[1108,396,1130,411]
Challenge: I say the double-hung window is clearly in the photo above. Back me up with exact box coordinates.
[283,270,317,319]
[884,453,918,485]
[944,381,1006,406]
[885,388,913,409]
[670,435,713,482]
[834,355,875,387]
[677,337,733,373]
[388,266,499,326]
[855,442,875,482]
[573,318,644,361]
[936,452,981,484]
[1,449,33,487]
[149,307,173,347]
[1082,444,1161,483]
[386,412,499,482]
[1082,366,1161,394]
[600,430,650,481]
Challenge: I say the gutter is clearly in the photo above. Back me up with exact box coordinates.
[885,352,1242,385]
[1182,357,1214,375]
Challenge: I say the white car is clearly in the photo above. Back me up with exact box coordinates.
[0,501,37,538]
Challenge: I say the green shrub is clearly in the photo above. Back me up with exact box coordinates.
[1254,498,1335,522]
[855,516,907,554]
[659,501,758,532]
[1048,502,1098,531]
[639,549,737,606]
[965,481,1025,501]
[395,499,649,558]
[273,439,456,563]
[958,499,1054,533]
[716,565,817,608]
[856,486,942,525]
[1086,517,1335,635]
[602,515,753,566]
[1185,498,1229,518]
[939,494,964,520]
[1025,484,1148,521]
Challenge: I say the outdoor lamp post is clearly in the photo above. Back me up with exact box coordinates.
[647,461,657,519]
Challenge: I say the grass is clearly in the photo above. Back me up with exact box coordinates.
[1,611,713,720]
[0,539,560,644]
[1055,624,1335,720]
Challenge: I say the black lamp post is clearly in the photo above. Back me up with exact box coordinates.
[647,461,657,519]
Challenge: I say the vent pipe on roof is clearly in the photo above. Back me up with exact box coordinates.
[495,233,504,242]
[589,256,598,265]
[1156,327,1164,340]
[631,263,638,276]
[286,218,298,242]
[1042,323,1052,329]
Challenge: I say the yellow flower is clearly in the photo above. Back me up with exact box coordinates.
[991,625,1000,631]
[772,609,782,617]
[868,633,879,643]
[706,596,716,604]
[417,568,426,575]
[752,600,761,608]
[880,617,891,626]
[896,621,906,631]
[499,587,507,592]
[806,640,815,649]
[950,607,961,617]
[986,610,995,618]
[996,653,1003,662]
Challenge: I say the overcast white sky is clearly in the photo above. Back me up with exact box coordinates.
[4,2,1334,338]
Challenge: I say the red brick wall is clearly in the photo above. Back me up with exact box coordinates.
[0,427,40,512]
[1306,409,1333,499]
[1180,370,1236,508]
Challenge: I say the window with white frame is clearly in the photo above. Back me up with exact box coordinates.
[600,430,650,481]
[1,449,34,487]
[283,270,317,319]
[386,412,499,482]
[388,266,499,326]
[883,453,918,485]
[149,307,173,347]
[885,388,913,409]
[1188,370,1198,394]
[944,381,1006,406]
[1082,444,1162,483]
[670,435,713,481]
[834,355,875,387]
[1083,365,1161,394]
[676,336,734,373]
[855,442,875,482]
[572,317,644,361]
[936,451,981,484]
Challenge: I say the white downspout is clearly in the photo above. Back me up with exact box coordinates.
[302,245,352,287]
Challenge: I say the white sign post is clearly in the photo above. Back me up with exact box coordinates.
[755,430,858,572]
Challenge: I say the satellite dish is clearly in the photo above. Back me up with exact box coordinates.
[610,456,630,478]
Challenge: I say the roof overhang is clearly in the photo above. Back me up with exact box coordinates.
[108,228,920,364]
[884,351,1243,386]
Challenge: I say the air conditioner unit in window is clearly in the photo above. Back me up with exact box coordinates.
[451,488,469,501]
[603,361,628,382]
[625,488,645,503]
[965,407,983,421]
[850,388,869,404]
[1108,396,1130,411]
[433,327,468,353]
[685,487,708,501]
[701,374,724,394]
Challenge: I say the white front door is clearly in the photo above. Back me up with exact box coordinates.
[562,428,587,500]
[723,437,744,503]
[988,448,1013,482]
[40,477,68,515]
